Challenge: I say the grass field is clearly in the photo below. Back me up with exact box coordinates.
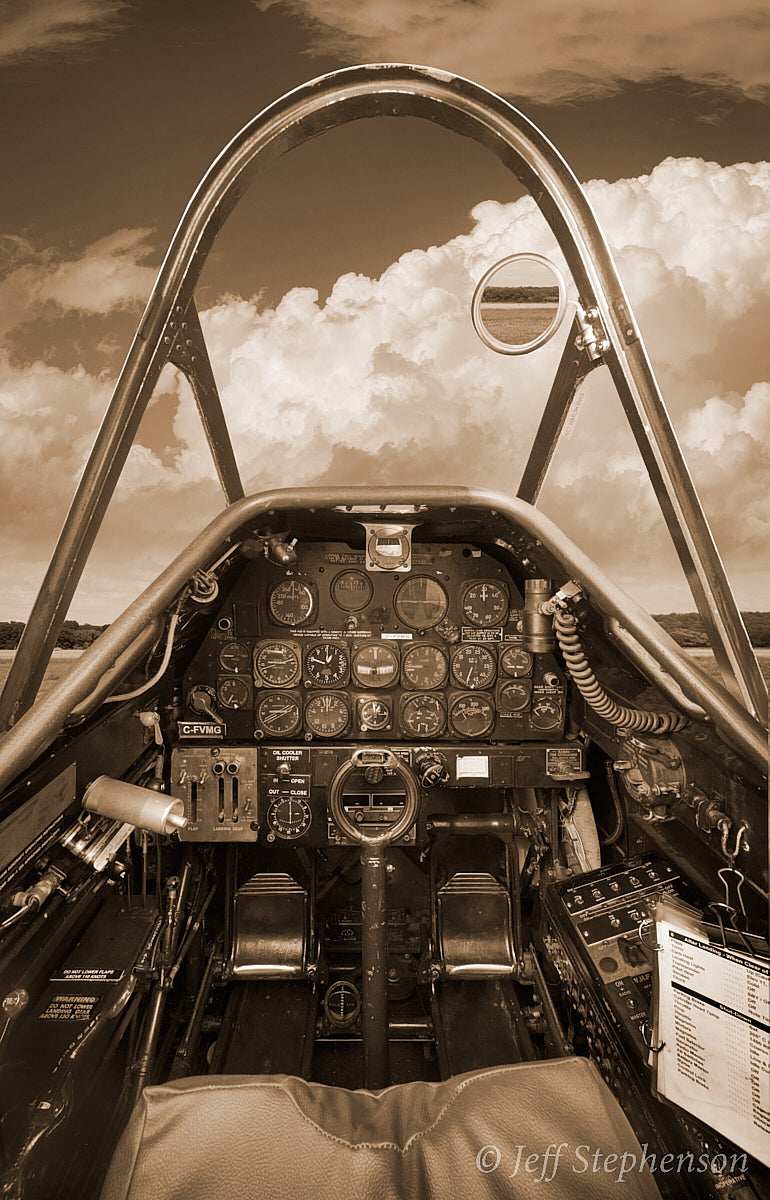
[479,302,555,342]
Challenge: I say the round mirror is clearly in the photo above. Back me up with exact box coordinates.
[471,253,567,354]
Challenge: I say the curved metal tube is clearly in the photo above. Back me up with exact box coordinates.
[1,64,762,729]
[0,487,765,793]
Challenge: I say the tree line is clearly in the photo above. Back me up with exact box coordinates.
[0,621,107,650]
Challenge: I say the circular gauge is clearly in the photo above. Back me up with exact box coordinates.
[451,644,497,689]
[498,680,532,713]
[256,691,302,736]
[305,692,351,737]
[268,579,315,626]
[254,641,301,687]
[449,693,496,738]
[358,697,391,731]
[323,980,361,1028]
[462,581,509,628]
[267,796,312,839]
[401,693,446,737]
[394,576,449,629]
[500,646,533,677]
[218,640,251,673]
[352,642,399,689]
[217,677,251,710]
[402,643,449,690]
[531,697,563,731]
[331,570,373,613]
[305,641,349,687]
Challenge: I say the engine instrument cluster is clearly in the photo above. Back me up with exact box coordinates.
[179,540,567,745]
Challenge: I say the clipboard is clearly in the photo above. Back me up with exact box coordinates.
[647,893,770,1167]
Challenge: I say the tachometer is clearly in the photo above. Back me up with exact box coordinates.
[448,693,495,738]
[461,581,509,628]
[400,693,446,737]
[394,576,449,629]
[256,691,302,736]
[351,642,399,688]
[401,643,448,689]
[450,644,497,689]
[268,579,315,626]
[254,641,301,687]
[305,640,349,686]
[305,692,351,737]
[218,640,251,673]
[331,569,373,612]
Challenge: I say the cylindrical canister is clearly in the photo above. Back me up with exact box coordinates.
[82,776,186,834]
[522,578,555,653]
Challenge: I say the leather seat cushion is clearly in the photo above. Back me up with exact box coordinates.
[101,1057,661,1199]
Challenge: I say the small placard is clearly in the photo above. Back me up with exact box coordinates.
[50,968,124,984]
[178,721,225,738]
[456,755,489,779]
[40,995,99,1022]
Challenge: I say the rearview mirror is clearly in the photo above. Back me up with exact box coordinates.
[471,253,567,354]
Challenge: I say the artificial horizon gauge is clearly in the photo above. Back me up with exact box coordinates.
[266,795,312,839]
[451,643,497,689]
[500,646,533,677]
[401,643,449,690]
[305,692,351,737]
[268,579,315,626]
[255,691,302,736]
[352,642,399,688]
[254,641,301,687]
[305,641,349,686]
[400,693,446,737]
[217,676,251,710]
[461,581,509,628]
[331,569,373,612]
[218,640,251,673]
[394,576,449,629]
[448,693,495,737]
[358,697,391,731]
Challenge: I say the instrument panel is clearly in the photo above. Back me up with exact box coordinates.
[179,541,567,744]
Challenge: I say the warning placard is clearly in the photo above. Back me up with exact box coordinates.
[39,995,99,1022]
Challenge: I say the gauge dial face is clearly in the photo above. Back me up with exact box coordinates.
[394,576,449,629]
[462,581,509,628]
[500,646,533,677]
[256,691,302,736]
[352,642,399,688]
[531,697,563,730]
[305,641,349,686]
[401,643,448,690]
[401,693,446,737]
[268,580,314,626]
[323,980,361,1028]
[449,693,496,738]
[451,644,497,689]
[254,641,301,687]
[331,570,373,612]
[498,679,532,713]
[218,640,251,673]
[267,796,312,839]
[358,697,391,731]
[305,692,350,737]
[217,676,251,710]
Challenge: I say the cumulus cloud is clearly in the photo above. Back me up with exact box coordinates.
[255,0,770,102]
[0,0,126,62]
[2,157,769,618]
[0,228,156,341]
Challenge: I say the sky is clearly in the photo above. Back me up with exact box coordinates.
[0,0,768,623]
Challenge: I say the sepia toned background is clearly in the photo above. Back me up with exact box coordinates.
[1,0,768,623]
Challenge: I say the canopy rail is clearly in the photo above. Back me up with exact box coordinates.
[0,63,764,731]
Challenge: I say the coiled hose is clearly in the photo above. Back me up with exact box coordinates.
[553,608,686,734]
